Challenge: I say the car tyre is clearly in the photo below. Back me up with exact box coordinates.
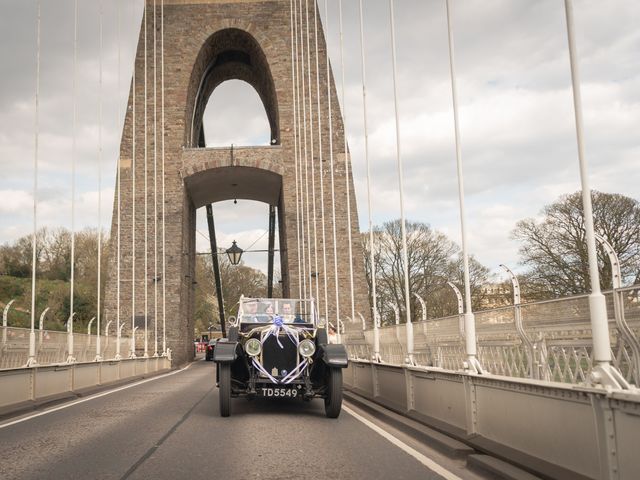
[324,367,343,418]
[219,363,231,417]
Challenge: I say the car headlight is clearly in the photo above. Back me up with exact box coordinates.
[298,339,316,358]
[244,338,262,357]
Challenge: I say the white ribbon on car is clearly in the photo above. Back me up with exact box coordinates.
[260,315,301,348]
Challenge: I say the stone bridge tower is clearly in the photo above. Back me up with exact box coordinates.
[104,0,369,366]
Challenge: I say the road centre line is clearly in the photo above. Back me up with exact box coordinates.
[0,363,193,430]
[342,405,464,480]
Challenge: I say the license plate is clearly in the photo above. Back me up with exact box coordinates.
[259,387,299,398]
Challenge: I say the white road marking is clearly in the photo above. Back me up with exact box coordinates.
[343,405,464,480]
[0,363,193,430]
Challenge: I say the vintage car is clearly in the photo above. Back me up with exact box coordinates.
[205,338,218,361]
[212,296,348,418]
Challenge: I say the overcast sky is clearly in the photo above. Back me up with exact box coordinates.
[0,0,638,281]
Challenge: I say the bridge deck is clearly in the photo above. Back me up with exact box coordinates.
[0,359,490,480]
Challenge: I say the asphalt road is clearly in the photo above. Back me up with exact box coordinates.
[0,359,485,480]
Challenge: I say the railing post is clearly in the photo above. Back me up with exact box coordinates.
[500,264,537,379]
[391,304,400,325]
[390,304,403,364]
[412,293,427,365]
[2,299,16,345]
[594,234,639,386]
[66,312,76,363]
[337,318,345,341]
[413,293,427,322]
[38,306,49,347]
[121,322,131,358]
[373,310,381,362]
[406,315,415,365]
[132,326,139,357]
[357,311,366,331]
[26,326,37,367]
[95,316,102,361]
[87,317,95,336]
[447,281,469,371]
[104,319,112,360]
[447,281,465,338]
[114,318,121,360]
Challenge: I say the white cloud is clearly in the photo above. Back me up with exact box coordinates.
[1,0,638,280]
[0,190,32,214]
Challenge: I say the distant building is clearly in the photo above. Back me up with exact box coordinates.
[479,283,512,309]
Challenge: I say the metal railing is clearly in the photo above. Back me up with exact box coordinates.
[0,326,148,370]
[343,285,640,386]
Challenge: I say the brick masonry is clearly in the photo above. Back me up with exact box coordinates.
[103,0,370,366]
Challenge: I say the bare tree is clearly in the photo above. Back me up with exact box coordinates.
[194,253,268,333]
[512,190,640,297]
[362,220,490,325]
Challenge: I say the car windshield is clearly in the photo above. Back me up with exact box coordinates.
[238,298,315,325]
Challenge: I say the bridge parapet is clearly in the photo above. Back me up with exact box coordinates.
[343,285,640,387]
[0,356,171,414]
[344,360,640,480]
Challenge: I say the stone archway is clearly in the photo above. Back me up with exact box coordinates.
[104,0,370,366]
[185,27,280,148]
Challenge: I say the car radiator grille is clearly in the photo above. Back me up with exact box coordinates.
[260,335,298,378]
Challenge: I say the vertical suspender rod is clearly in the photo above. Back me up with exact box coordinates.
[206,204,226,338]
[267,204,277,298]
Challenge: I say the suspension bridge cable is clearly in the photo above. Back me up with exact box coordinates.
[289,0,302,299]
[161,0,166,356]
[29,0,41,367]
[358,0,378,330]
[153,0,158,357]
[445,0,479,370]
[130,0,137,361]
[93,0,103,364]
[305,0,321,313]
[294,0,307,300]
[338,0,355,334]
[299,0,313,301]
[388,0,414,362]
[245,229,269,251]
[564,0,614,373]
[313,0,329,319]
[143,1,149,358]
[296,0,311,298]
[113,0,122,362]
[97,0,104,363]
[323,0,341,325]
[69,0,78,362]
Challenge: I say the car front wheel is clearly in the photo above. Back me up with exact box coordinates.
[219,363,231,417]
[324,367,343,418]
